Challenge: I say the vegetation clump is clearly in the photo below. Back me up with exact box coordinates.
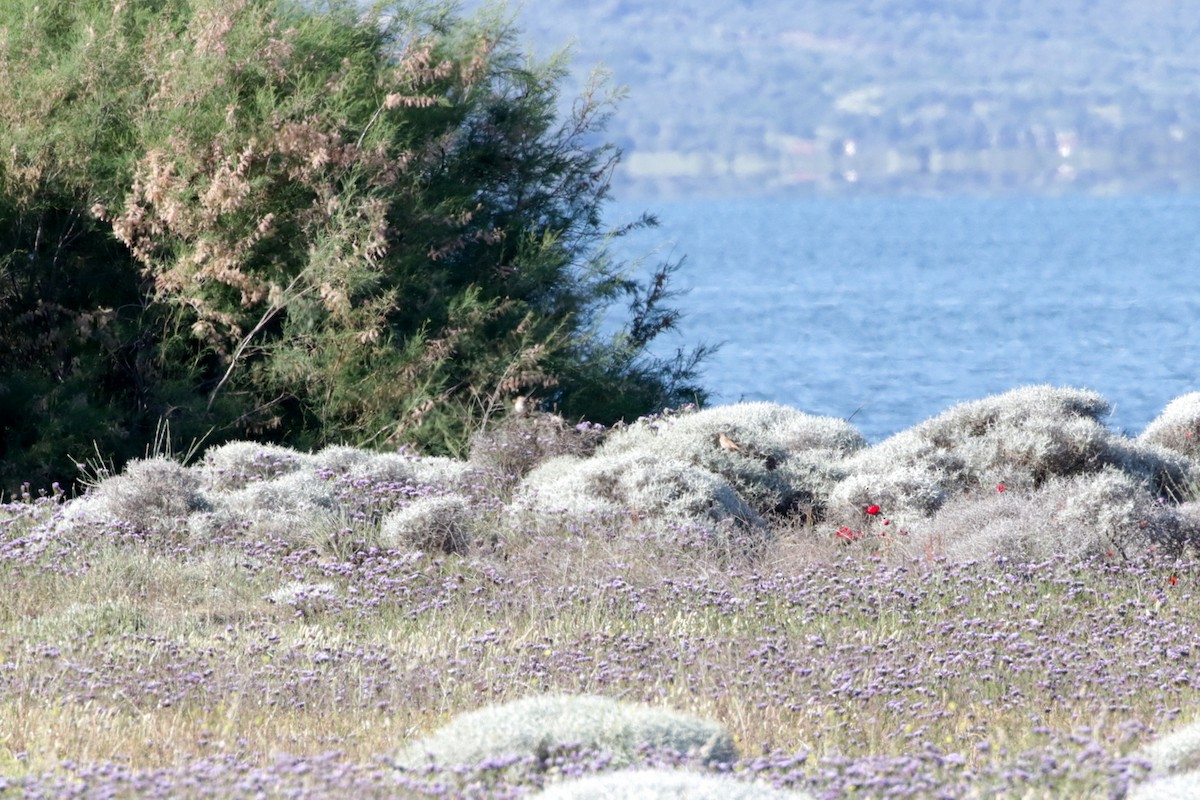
[595,402,865,520]
[1136,716,1200,780]
[512,450,764,531]
[0,0,705,498]
[60,456,210,538]
[395,693,737,769]
[4,388,1200,798]
[196,442,309,491]
[379,493,474,554]
[468,410,608,498]
[532,768,810,799]
[825,385,1193,532]
[1139,391,1200,460]
[933,468,1198,562]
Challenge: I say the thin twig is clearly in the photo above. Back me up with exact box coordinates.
[206,275,310,411]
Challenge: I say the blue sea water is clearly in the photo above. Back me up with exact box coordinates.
[608,193,1200,442]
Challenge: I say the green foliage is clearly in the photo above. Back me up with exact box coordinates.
[0,0,227,494]
[0,0,705,495]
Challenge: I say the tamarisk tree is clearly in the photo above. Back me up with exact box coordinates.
[0,0,706,493]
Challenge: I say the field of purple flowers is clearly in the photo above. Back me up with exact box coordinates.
[2,386,1199,798]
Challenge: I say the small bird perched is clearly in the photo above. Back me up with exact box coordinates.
[717,430,778,470]
[512,394,531,417]
[717,432,743,452]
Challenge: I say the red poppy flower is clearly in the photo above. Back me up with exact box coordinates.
[865,505,881,515]
[996,483,1007,493]
[1169,575,1180,586]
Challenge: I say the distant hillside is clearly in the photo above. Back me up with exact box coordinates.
[472,0,1200,197]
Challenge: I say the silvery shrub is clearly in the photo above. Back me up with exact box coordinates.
[1136,715,1200,780]
[1126,771,1200,799]
[512,451,763,530]
[313,447,468,488]
[597,402,865,520]
[933,468,1199,561]
[469,412,608,496]
[60,456,209,537]
[196,441,309,491]
[829,385,1192,527]
[379,494,473,555]
[533,768,810,799]
[1139,391,1200,461]
[395,694,737,769]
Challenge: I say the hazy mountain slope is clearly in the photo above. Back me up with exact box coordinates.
[471,0,1200,196]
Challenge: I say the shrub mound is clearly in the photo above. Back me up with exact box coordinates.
[49,386,1200,563]
[826,385,1193,530]
[1139,391,1200,460]
[264,581,340,618]
[1128,771,1200,800]
[394,694,737,769]
[60,457,210,537]
[512,451,764,530]
[307,447,471,493]
[469,412,607,496]
[379,494,474,555]
[933,468,1198,561]
[596,403,865,520]
[533,768,809,799]
[196,442,309,491]
[221,471,339,517]
[1136,716,1200,779]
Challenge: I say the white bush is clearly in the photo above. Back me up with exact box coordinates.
[596,403,863,519]
[395,694,737,769]
[513,451,762,529]
[305,444,470,481]
[379,494,473,554]
[1140,392,1200,459]
[1181,502,1200,532]
[307,444,377,474]
[407,455,474,489]
[1137,717,1200,779]
[338,452,471,493]
[933,469,1196,561]
[826,465,949,530]
[1102,438,1195,501]
[469,413,607,491]
[265,580,339,618]
[60,457,209,535]
[218,470,337,516]
[196,441,308,490]
[1129,719,1200,800]
[1128,771,1200,799]
[533,769,809,799]
[830,386,1196,526]
[188,506,337,549]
